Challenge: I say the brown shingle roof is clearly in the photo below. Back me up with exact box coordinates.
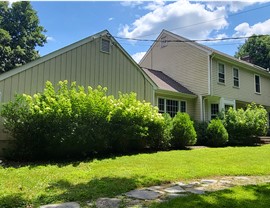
[142,68,195,95]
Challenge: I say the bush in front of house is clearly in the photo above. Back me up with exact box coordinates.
[222,103,268,145]
[206,119,228,147]
[194,121,208,146]
[170,112,197,148]
[107,92,165,153]
[1,80,170,160]
[1,81,113,160]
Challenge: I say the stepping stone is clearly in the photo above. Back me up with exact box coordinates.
[125,189,162,200]
[40,202,80,208]
[201,179,217,184]
[164,185,186,193]
[166,193,188,199]
[181,182,200,188]
[174,182,186,186]
[185,187,205,195]
[95,198,121,208]
[235,176,250,180]
[147,185,163,191]
[220,180,232,184]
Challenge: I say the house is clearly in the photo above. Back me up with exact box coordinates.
[140,30,270,122]
[0,30,157,155]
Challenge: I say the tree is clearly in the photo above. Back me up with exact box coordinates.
[0,1,46,73]
[235,35,270,69]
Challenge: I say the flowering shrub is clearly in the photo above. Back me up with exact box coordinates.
[107,93,166,152]
[1,81,167,160]
[1,81,112,159]
[222,103,268,145]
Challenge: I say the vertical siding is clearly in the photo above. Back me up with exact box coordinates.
[0,36,155,144]
[212,58,270,106]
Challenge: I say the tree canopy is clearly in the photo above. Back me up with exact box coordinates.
[235,35,270,69]
[0,1,46,73]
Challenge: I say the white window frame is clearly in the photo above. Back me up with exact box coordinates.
[217,63,225,84]
[157,97,187,117]
[100,38,111,53]
[232,67,240,88]
[254,74,261,94]
[160,36,168,48]
[210,103,219,119]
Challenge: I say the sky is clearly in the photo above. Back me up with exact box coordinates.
[25,0,270,63]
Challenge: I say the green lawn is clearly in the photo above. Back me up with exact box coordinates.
[0,145,270,207]
[150,183,270,208]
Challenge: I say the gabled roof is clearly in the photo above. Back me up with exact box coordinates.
[140,29,270,76]
[142,67,196,97]
[0,30,157,88]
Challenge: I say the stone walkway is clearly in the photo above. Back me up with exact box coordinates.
[40,175,270,208]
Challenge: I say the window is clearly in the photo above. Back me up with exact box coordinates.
[233,68,239,87]
[160,36,168,48]
[157,98,186,117]
[218,63,225,83]
[158,98,165,113]
[255,75,261,93]
[166,99,179,117]
[101,39,110,53]
[225,104,233,112]
[211,104,219,119]
[180,101,186,113]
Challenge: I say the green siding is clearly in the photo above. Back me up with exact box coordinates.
[0,36,155,147]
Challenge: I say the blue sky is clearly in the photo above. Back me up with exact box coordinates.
[28,0,270,62]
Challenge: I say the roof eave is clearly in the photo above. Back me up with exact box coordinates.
[155,89,197,99]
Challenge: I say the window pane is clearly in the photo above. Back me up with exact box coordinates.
[218,64,225,83]
[233,68,239,87]
[166,99,178,117]
[211,104,219,119]
[255,75,260,93]
[180,101,186,112]
[158,98,165,113]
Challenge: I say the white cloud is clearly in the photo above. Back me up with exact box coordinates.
[120,1,143,8]
[234,19,270,36]
[118,0,228,40]
[206,0,270,13]
[108,17,114,21]
[46,36,55,42]
[144,0,165,11]
[132,52,146,63]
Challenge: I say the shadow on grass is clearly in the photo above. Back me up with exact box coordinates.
[0,148,161,169]
[151,184,270,208]
[0,193,31,208]
[0,176,161,207]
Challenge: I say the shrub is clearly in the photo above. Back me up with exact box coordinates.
[206,119,228,147]
[1,80,169,160]
[222,103,268,145]
[161,113,173,149]
[1,81,113,160]
[194,121,208,145]
[107,93,165,152]
[170,112,197,148]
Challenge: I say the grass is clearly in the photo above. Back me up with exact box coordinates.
[0,145,270,207]
[150,183,270,208]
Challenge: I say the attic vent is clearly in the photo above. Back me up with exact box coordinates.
[160,36,168,48]
[101,38,110,53]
